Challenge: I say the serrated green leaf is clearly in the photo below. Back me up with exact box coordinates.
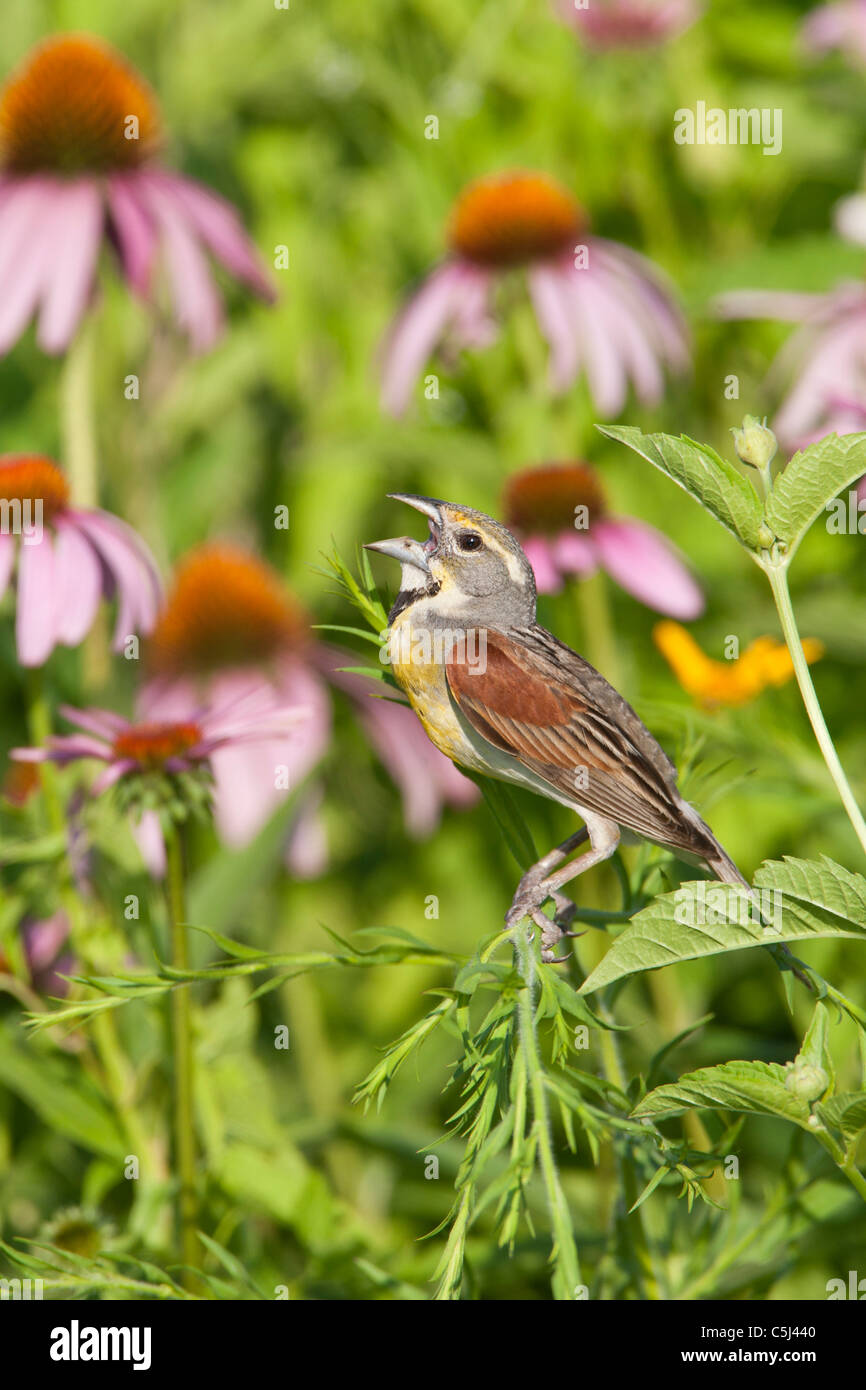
[632,1059,813,1127]
[763,432,866,555]
[598,425,764,549]
[753,854,866,927]
[815,1093,866,1140]
[580,857,866,993]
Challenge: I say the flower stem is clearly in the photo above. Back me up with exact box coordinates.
[595,1007,663,1299]
[24,667,63,832]
[60,316,99,510]
[764,560,866,857]
[514,929,582,1298]
[575,570,622,688]
[165,824,199,1282]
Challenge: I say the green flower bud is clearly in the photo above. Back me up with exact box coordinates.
[784,1062,829,1102]
[731,415,778,471]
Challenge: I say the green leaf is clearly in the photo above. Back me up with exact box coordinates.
[763,432,866,556]
[578,861,866,995]
[753,854,866,929]
[632,1060,813,1128]
[816,1093,866,1141]
[0,832,66,866]
[580,857,866,993]
[598,425,764,549]
[478,779,537,870]
[0,1027,126,1159]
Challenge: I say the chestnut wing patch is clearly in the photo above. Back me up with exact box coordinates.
[446,629,712,854]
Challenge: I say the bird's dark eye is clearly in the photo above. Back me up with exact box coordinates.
[457,531,483,552]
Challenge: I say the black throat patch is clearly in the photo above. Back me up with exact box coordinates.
[388,580,442,624]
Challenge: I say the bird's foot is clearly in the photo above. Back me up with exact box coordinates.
[505,887,580,964]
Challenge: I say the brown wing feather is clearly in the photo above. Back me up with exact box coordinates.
[446,625,716,857]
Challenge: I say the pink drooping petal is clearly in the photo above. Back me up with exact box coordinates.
[132,809,167,879]
[284,789,329,879]
[591,239,690,378]
[834,192,866,247]
[135,173,224,351]
[67,510,161,644]
[16,732,112,762]
[0,532,16,601]
[106,173,158,295]
[16,532,57,667]
[521,534,565,594]
[715,289,828,322]
[37,178,103,353]
[210,665,330,846]
[557,0,700,48]
[57,703,127,738]
[579,253,665,404]
[142,665,331,850]
[380,261,488,416]
[529,263,580,392]
[322,647,477,832]
[0,178,57,285]
[551,528,599,576]
[592,517,704,619]
[561,263,629,415]
[802,2,866,62]
[91,759,136,795]
[52,517,103,645]
[358,694,466,837]
[0,185,59,354]
[774,307,866,446]
[148,171,274,299]
[23,911,70,973]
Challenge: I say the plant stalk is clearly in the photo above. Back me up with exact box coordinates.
[764,561,866,857]
[514,929,582,1298]
[166,825,199,1282]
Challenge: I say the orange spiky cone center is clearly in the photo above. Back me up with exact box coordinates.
[112,721,203,769]
[503,462,607,535]
[0,34,161,174]
[148,544,309,678]
[448,172,585,267]
[0,455,69,522]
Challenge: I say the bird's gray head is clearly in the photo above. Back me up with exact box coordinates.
[365,494,537,627]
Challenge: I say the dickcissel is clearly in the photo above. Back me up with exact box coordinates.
[366,494,748,962]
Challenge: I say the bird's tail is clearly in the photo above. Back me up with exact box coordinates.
[705,834,811,987]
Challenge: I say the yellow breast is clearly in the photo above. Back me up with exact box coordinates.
[387,611,485,769]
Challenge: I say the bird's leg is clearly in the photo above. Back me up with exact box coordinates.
[505,827,590,961]
[534,817,621,963]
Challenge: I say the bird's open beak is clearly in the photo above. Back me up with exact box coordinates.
[365,495,446,572]
[387,493,444,552]
[364,535,431,574]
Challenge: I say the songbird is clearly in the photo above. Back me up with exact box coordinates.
[366,494,748,961]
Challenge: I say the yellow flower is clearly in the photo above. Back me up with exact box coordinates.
[653,621,824,708]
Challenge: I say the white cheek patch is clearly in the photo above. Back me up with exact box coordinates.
[483,534,527,583]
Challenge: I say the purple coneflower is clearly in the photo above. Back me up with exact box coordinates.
[802,0,866,64]
[503,461,704,618]
[0,454,160,667]
[139,543,476,872]
[716,196,866,451]
[13,697,305,795]
[381,170,688,416]
[555,0,700,49]
[0,34,273,354]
